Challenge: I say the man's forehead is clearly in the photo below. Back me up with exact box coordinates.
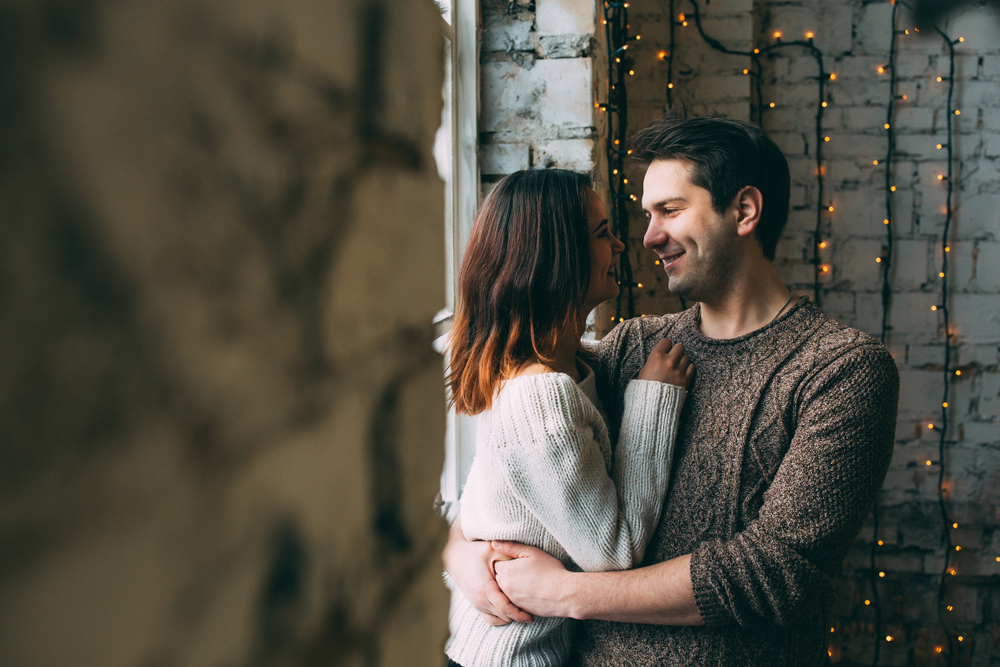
[641,159,699,203]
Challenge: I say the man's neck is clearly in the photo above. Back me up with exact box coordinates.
[697,261,791,340]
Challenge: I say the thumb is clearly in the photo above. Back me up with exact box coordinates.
[491,540,533,559]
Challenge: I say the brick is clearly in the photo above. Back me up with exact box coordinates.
[954,193,1000,236]
[482,15,534,53]
[853,3,894,56]
[480,143,530,174]
[536,0,593,36]
[535,138,594,171]
[893,238,931,290]
[980,372,1000,419]
[838,238,885,288]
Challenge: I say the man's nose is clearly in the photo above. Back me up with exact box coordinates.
[643,217,665,250]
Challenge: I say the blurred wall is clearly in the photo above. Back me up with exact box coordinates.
[0,1,449,665]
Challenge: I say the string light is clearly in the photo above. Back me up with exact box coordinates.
[602,0,636,323]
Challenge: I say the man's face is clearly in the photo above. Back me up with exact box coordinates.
[641,159,739,302]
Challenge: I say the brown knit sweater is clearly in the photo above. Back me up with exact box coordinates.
[580,298,899,666]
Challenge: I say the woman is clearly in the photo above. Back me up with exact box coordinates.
[445,169,692,667]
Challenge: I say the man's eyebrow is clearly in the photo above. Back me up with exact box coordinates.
[650,196,687,208]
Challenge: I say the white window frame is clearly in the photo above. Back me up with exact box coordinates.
[434,0,480,503]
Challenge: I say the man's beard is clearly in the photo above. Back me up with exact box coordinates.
[665,223,740,303]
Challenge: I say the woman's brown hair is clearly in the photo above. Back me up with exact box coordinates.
[448,169,592,415]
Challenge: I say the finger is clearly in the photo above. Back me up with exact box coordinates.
[685,364,695,380]
[652,338,673,355]
[491,540,535,559]
[480,611,510,627]
[486,584,533,624]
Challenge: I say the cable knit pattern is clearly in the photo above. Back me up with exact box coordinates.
[578,299,900,667]
[446,362,686,667]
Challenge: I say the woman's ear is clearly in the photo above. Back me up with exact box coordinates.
[734,186,763,238]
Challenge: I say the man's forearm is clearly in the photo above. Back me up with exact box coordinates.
[566,554,702,625]
[494,542,703,626]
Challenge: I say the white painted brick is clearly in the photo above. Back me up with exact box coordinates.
[883,291,941,341]
[954,193,1000,236]
[957,344,999,366]
[535,138,594,171]
[535,58,594,130]
[843,105,889,132]
[536,0,593,36]
[893,238,931,290]
[838,238,884,288]
[982,133,1000,158]
[480,143,530,174]
[853,3,895,54]
[482,16,535,53]
[952,293,1000,344]
[943,10,1000,55]
[980,373,1000,419]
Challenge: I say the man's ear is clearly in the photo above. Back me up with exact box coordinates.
[734,186,763,238]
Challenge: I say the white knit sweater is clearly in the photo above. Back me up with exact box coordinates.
[445,362,686,667]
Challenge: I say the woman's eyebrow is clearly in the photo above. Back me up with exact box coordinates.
[593,219,609,233]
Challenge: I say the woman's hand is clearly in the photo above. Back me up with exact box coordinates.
[492,541,576,619]
[637,338,694,388]
[443,518,534,626]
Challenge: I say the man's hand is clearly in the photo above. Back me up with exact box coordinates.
[637,338,694,388]
[443,519,533,626]
[492,540,576,619]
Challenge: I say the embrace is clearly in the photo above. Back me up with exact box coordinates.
[442,116,900,666]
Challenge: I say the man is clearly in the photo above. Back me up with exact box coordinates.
[443,116,899,665]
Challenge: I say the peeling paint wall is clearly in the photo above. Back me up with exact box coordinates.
[0,1,449,665]
[479,0,599,187]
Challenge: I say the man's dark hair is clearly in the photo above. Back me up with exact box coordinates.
[629,115,791,261]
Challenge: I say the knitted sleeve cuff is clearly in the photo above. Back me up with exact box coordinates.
[689,542,735,627]
[620,380,686,447]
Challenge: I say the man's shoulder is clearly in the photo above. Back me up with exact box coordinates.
[791,302,899,386]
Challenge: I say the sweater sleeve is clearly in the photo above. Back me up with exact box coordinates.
[496,375,685,573]
[689,345,899,627]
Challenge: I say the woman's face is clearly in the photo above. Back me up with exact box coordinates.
[583,187,625,312]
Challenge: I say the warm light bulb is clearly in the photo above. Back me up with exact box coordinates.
[614,139,619,145]
[828,206,834,212]
[829,73,837,80]
[936,646,943,653]
[658,51,666,59]
[678,12,685,20]
[884,123,891,129]
[959,37,964,42]
[637,283,643,288]
[878,67,885,74]
[821,265,830,273]
[754,48,760,54]
[635,35,641,40]
[629,70,635,75]
[668,83,674,89]
[950,569,956,575]
[682,21,687,26]
[613,169,618,174]
[884,219,890,225]
[824,136,830,142]
[926,460,932,466]
[819,241,827,249]
[945,246,951,251]
[943,401,949,407]
[890,186,896,192]
[955,369,961,375]
[955,109,961,115]
[878,540,883,545]
[931,305,938,311]
[873,160,879,165]
[940,272,945,277]
[876,257,882,263]
[956,546,961,551]
[865,600,871,605]
[806,31,814,39]
[822,101,828,107]
[937,76,943,82]
[743,68,749,74]
[901,94,908,100]
[774,31,782,39]
[623,178,628,184]
[886,636,893,642]
[928,423,935,428]
[947,605,954,611]
[937,143,943,149]
[938,175,944,180]
[654,260,660,265]
[769,102,776,108]
[879,571,885,578]
[958,636,964,641]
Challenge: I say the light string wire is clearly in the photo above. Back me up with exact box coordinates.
[868,3,903,663]
[601,0,638,324]
[924,6,959,661]
[685,0,827,305]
